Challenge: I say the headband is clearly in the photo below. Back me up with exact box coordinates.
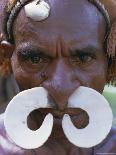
[4,0,110,44]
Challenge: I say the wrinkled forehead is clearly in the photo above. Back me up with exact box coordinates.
[14,0,105,46]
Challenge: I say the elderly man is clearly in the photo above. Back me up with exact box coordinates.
[0,0,116,154]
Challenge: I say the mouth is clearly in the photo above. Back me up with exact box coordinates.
[28,108,89,130]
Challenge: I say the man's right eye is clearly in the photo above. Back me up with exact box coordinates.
[18,50,50,64]
[26,54,49,64]
[29,55,41,64]
[17,50,50,72]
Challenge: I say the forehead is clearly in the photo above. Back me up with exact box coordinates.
[14,0,106,49]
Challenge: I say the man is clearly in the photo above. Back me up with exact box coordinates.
[0,0,116,154]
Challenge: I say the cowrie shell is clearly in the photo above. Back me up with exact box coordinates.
[25,0,50,21]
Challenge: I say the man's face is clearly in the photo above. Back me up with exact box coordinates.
[11,0,107,114]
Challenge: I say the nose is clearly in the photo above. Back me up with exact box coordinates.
[41,60,80,111]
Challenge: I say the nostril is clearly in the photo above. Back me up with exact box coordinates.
[40,72,48,79]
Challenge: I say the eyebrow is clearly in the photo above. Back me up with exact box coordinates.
[17,43,100,58]
[16,43,52,58]
[69,45,99,57]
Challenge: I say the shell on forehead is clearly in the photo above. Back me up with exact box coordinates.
[24,0,50,21]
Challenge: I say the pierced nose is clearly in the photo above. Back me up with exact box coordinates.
[42,82,80,111]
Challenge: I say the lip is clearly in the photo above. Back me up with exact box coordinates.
[39,108,89,129]
[39,108,85,118]
[27,108,89,131]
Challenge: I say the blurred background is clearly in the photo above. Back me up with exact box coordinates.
[103,85,116,126]
[0,75,116,126]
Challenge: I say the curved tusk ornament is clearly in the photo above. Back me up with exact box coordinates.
[62,86,113,148]
[4,87,53,149]
[24,0,50,21]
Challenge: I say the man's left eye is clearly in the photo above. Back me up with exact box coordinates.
[70,54,94,64]
[80,55,93,63]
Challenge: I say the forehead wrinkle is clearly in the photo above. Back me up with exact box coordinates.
[14,0,105,31]
[14,0,106,52]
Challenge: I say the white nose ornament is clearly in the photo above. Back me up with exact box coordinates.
[62,86,113,148]
[4,86,113,149]
[4,87,53,149]
[24,0,50,21]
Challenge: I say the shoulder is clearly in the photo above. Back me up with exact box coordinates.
[94,126,116,154]
[0,113,31,155]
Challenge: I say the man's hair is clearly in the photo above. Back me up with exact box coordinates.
[0,0,116,85]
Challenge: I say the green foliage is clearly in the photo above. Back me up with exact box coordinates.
[103,85,116,125]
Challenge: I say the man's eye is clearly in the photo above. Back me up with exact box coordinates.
[70,54,95,65]
[71,55,93,63]
[80,55,93,63]
[26,55,50,65]
[18,50,50,72]
[29,55,44,64]
[18,51,49,64]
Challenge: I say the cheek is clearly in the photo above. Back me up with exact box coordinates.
[90,59,108,93]
[11,54,43,90]
[89,69,107,93]
[73,61,108,93]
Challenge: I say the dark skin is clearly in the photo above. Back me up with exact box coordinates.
[0,0,116,154]
[12,0,107,138]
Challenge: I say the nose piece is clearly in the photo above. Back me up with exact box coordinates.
[48,91,70,111]
[42,82,80,111]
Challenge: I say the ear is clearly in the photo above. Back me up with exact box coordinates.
[0,40,15,58]
[0,37,15,75]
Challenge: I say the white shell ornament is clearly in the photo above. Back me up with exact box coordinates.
[24,0,50,21]
[4,87,53,149]
[62,86,113,148]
